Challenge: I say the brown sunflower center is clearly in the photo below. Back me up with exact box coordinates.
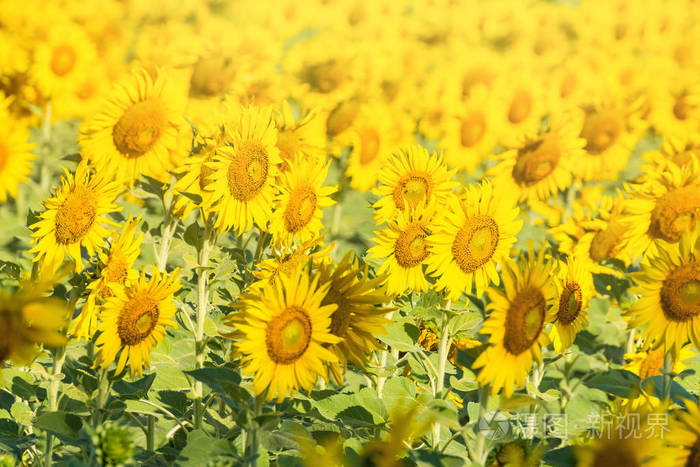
[649,185,700,243]
[392,173,430,210]
[589,220,626,262]
[50,44,77,76]
[55,187,98,245]
[660,261,700,322]
[117,294,159,346]
[581,109,623,154]
[113,100,166,158]
[265,305,312,364]
[503,286,546,355]
[673,93,694,121]
[189,56,233,98]
[512,138,560,185]
[451,215,499,274]
[226,140,270,201]
[460,112,486,147]
[326,101,359,138]
[591,444,639,467]
[303,59,344,94]
[557,281,582,325]
[394,224,429,268]
[508,89,532,124]
[686,437,700,467]
[359,128,380,165]
[283,186,317,233]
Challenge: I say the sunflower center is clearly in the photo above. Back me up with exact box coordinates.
[394,224,429,268]
[284,186,317,233]
[591,444,639,467]
[112,100,166,158]
[460,112,486,147]
[673,93,693,121]
[117,294,159,346]
[686,437,700,467]
[649,186,700,243]
[189,56,233,98]
[660,261,700,322]
[359,128,380,165]
[326,101,359,138]
[557,281,582,325]
[104,254,129,284]
[589,220,626,262]
[451,215,499,274]
[504,286,546,355]
[638,347,664,380]
[226,140,270,201]
[265,305,312,364]
[581,109,623,154]
[508,89,532,124]
[55,187,98,245]
[392,174,430,210]
[50,44,77,76]
[303,60,344,94]
[512,138,560,185]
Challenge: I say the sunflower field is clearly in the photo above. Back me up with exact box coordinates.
[2,0,700,465]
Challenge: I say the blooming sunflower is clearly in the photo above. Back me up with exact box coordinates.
[71,217,143,340]
[205,105,282,234]
[368,206,434,296]
[0,108,34,203]
[79,68,190,186]
[651,72,700,139]
[549,256,595,354]
[426,180,522,301]
[30,162,122,274]
[628,228,700,357]
[473,245,557,397]
[269,157,337,247]
[372,146,457,225]
[317,252,392,384]
[653,399,700,467]
[493,66,545,146]
[642,133,700,172]
[228,270,341,402]
[95,267,181,378]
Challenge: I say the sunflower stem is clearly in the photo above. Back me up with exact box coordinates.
[376,308,394,399]
[474,384,490,465]
[44,345,66,466]
[662,350,673,403]
[146,415,155,451]
[433,306,452,450]
[156,184,179,273]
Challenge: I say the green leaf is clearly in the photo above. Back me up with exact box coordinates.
[34,411,82,439]
[643,376,698,405]
[377,320,420,352]
[585,370,640,398]
[177,429,229,466]
[112,373,156,400]
[10,402,32,426]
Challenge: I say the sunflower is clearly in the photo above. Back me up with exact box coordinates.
[205,105,282,234]
[493,66,545,146]
[0,281,69,365]
[79,68,190,186]
[372,146,457,225]
[549,256,595,353]
[269,157,337,247]
[368,205,434,296]
[628,228,700,357]
[426,180,522,301]
[95,267,181,378]
[228,270,341,402]
[651,72,700,139]
[473,245,557,397]
[0,109,35,203]
[653,399,700,467]
[317,252,392,384]
[624,159,700,260]
[30,162,122,275]
[251,236,332,291]
[642,133,700,172]
[274,101,326,169]
[172,133,221,220]
[71,217,143,340]
[488,116,584,203]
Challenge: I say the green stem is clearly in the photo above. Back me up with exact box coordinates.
[245,394,265,465]
[474,385,490,465]
[93,369,110,428]
[662,349,673,403]
[44,345,66,466]
[156,184,179,273]
[432,308,452,449]
[376,308,395,399]
[146,415,155,451]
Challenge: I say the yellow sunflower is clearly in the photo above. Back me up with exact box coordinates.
[642,133,700,172]
[426,180,522,301]
[0,108,34,203]
[651,72,700,140]
[71,217,143,340]
[368,206,434,296]
[251,236,333,291]
[228,270,341,402]
[317,252,393,384]
[274,101,326,169]
[549,256,595,354]
[95,267,181,378]
[79,68,190,186]
[473,245,557,397]
[493,66,545,146]
[628,228,700,357]
[269,157,337,247]
[172,133,221,220]
[372,146,457,225]
[652,399,700,467]
[205,105,282,234]
[30,162,122,275]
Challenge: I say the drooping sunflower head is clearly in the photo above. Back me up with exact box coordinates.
[549,255,595,353]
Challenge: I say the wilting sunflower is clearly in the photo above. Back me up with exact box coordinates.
[372,146,457,225]
[71,217,143,340]
[489,117,585,202]
[95,267,181,378]
[473,246,557,397]
[628,228,700,357]
[79,68,189,186]
[0,109,35,203]
[269,157,337,247]
[30,162,122,274]
[0,281,69,365]
[653,399,700,467]
[368,206,434,296]
[426,180,522,301]
[317,252,392,384]
[549,256,594,353]
[205,105,282,234]
[229,271,341,402]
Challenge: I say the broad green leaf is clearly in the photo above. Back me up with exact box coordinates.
[34,411,82,439]
[585,370,640,397]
